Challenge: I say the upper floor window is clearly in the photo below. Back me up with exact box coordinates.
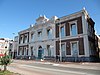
[31,33,34,42]
[24,35,27,43]
[88,24,93,37]
[38,31,42,40]
[20,36,23,44]
[70,22,77,36]
[47,29,52,39]
[60,25,65,38]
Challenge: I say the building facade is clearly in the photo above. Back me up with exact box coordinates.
[55,9,99,62]
[16,9,99,62]
[17,15,58,60]
[0,38,13,56]
[12,36,18,59]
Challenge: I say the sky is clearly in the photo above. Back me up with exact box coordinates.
[0,0,100,39]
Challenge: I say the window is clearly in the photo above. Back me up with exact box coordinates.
[47,29,52,39]
[61,43,66,57]
[89,41,94,55]
[88,24,93,37]
[18,47,22,55]
[22,48,24,55]
[18,49,20,55]
[70,23,77,36]
[26,48,28,55]
[31,47,33,55]
[24,47,26,55]
[71,42,78,57]
[38,31,42,40]
[31,33,34,42]
[20,36,23,44]
[47,45,51,56]
[60,26,65,38]
[24,36,27,43]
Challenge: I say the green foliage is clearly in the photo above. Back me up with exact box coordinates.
[0,70,13,75]
[0,54,11,66]
[0,53,12,71]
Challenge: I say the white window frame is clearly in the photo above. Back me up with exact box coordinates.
[22,48,24,56]
[31,32,35,42]
[70,41,79,56]
[18,47,22,55]
[47,45,51,56]
[59,42,66,57]
[20,47,23,56]
[69,20,78,36]
[59,23,65,38]
[37,30,42,40]
[26,48,29,56]
[20,35,23,44]
[24,34,28,43]
[47,28,52,39]
[24,47,26,56]
[31,46,34,56]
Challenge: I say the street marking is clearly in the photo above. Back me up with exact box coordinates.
[52,64,60,66]
[21,64,87,75]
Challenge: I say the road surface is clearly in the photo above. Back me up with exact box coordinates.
[8,60,100,75]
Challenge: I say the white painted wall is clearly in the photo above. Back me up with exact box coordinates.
[82,12,90,57]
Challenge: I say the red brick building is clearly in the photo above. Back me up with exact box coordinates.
[55,9,99,62]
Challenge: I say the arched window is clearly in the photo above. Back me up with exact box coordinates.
[39,46,42,49]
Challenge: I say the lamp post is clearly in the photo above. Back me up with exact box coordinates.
[59,23,62,62]
[12,33,15,59]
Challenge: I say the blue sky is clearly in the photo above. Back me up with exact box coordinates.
[0,0,100,39]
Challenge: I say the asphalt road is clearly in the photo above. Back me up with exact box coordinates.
[8,60,100,75]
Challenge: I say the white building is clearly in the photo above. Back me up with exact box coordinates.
[17,15,58,59]
[12,36,18,58]
[0,38,13,56]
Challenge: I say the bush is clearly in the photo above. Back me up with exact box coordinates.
[0,53,12,71]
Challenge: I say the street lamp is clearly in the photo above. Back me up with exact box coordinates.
[59,21,62,62]
[12,33,15,59]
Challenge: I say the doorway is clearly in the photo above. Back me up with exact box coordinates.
[38,46,44,59]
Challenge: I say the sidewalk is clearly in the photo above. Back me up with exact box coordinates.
[13,59,100,70]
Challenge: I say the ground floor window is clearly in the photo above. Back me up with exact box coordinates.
[22,48,24,55]
[71,42,78,57]
[18,50,20,55]
[31,46,33,56]
[61,43,66,57]
[89,41,94,55]
[47,45,51,56]
[26,49,28,55]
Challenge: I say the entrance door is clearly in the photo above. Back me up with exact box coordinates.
[38,49,44,59]
[38,46,44,59]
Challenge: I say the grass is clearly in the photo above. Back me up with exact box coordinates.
[0,70,20,75]
[0,70,13,75]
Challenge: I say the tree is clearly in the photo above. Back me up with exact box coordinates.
[0,52,11,71]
